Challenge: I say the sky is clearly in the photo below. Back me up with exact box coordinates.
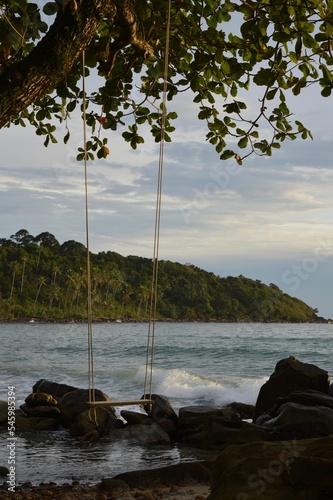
[1,74,333,319]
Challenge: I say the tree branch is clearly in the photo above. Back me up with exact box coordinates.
[0,0,116,128]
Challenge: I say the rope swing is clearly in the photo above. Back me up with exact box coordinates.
[83,0,172,408]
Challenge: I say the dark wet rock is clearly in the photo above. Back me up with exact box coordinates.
[0,466,9,476]
[25,392,58,407]
[20,403,61,418]
[260,402,333,440]
[255,390,333,439]
[100,478,130,492]
[33,379,78,399]
[79,429,99,444]
[110,421,171,445]
[121,409,151,425]
[58,388,114,426]
[329,383,333,397]
[253,356,329,422]
[208,435,333,499]
[259,388,333,417]
[15,413,59,431]
[72,406,122,437]
[281,455,333,489]
[181,416,269,449]
[178,406,241,430]
[142,394,178,437]
[227,401,255,420]
[112,461,212,488]
[0,401,8,425]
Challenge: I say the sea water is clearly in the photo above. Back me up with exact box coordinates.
[0,322,332,484]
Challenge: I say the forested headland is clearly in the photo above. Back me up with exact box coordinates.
[0,230,322,323]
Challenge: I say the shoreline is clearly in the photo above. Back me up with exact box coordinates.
[0,317,331,324]
[0,475,211,500]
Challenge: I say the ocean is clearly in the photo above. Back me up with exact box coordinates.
[0,321,332,485]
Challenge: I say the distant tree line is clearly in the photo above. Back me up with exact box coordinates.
[0,229,320,323]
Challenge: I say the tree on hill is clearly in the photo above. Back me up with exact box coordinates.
[1,0,332,162]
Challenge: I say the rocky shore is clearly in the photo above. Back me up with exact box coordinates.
[2,356,333,498]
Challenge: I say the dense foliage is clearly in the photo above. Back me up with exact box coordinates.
[0,230,320,322]
[1,1,333,161]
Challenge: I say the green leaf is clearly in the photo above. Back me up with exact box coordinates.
[238,136,248,149]
[253,68,277,87]
[43,2,58,16]
[321,87,332,97]
[63,130,70,144]
[220,149,234,160]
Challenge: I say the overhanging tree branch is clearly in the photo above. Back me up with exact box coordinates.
[0,0,116,128]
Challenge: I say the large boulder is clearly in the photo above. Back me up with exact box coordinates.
[20,404,61,419]
[15,413,59,431]
[58,388,114,426]
[71,406,123,438]
[110,421,171,445]
[256,389,333,439]
[208,435,333,499]
[259,402,333,440]
[227,401,255,420]
[25,392,58,407]
[178,406,241,430]
[253,356,329,422]
[33,379,79,399]
[142,394,178,437]
[120,410,151,425]
[181,416,269,449]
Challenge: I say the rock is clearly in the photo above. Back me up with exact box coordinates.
[262,388,333,416]
[227,401,255,420]
[113,461,212,488]
[142,394,178,436]
[0,400,8,425]
[25,392,58,406]
[259,402,333,440]
[100,478,130,492]
[121,410,151,425]
[178,406,241,429]
[15,413,59,431]
[79,429,99,444]
[256,389,333,440]
[20,404,61,418]
[253,356,329,422]
[33,379,78,399]
[73,406,122,437]
[181,417,269,449]
[0,466,9,476]
[281,455,333,489]
[110,421,171,445]
[208,435,333,499]
[58,388,114,426]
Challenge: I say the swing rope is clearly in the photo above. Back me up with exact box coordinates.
[83,0,171,407]
[144,0,172,401]
[82,50,95,407]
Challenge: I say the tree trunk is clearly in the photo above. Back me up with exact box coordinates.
[0,0,116,128]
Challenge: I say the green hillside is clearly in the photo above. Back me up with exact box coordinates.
[0,229,321,323]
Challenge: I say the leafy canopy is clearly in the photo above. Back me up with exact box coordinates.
[0,0,332,163]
